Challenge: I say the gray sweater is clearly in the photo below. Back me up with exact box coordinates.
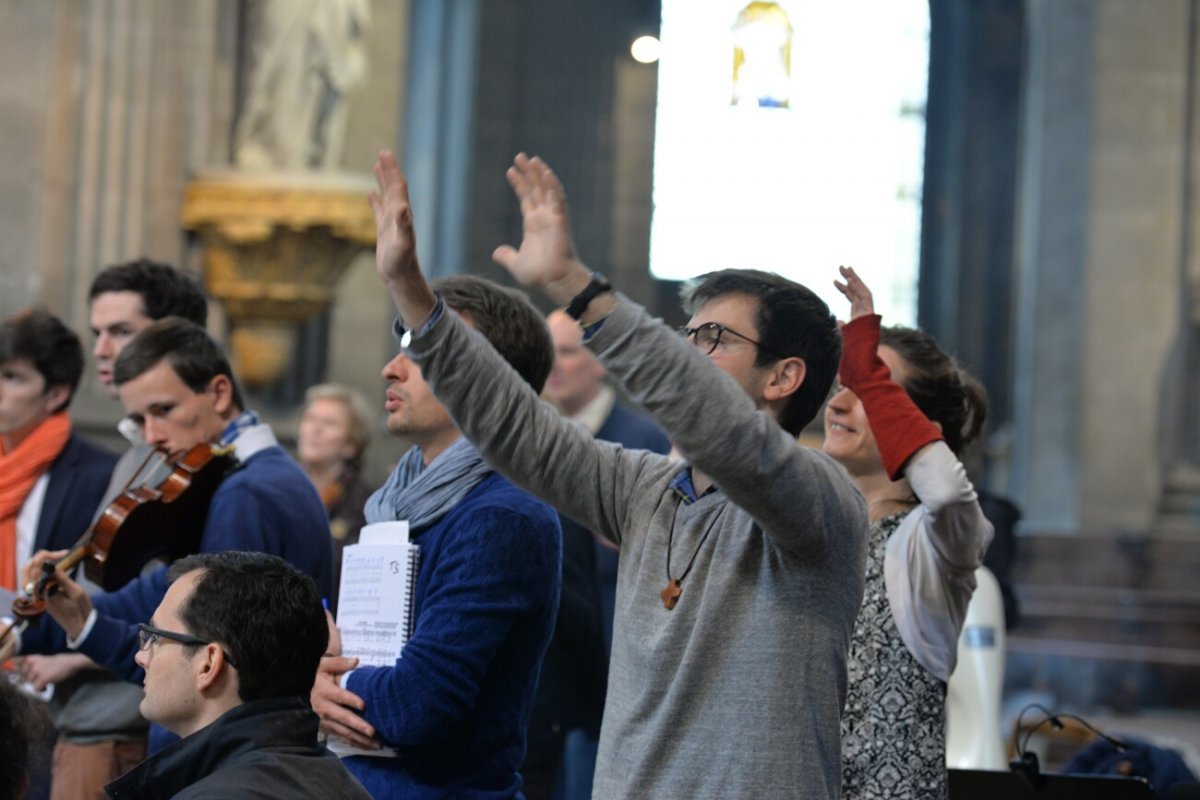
[408,294,868,799]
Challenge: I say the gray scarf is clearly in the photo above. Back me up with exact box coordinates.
[364,437,492,532]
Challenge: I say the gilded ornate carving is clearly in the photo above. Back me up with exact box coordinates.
[182,171,375,385]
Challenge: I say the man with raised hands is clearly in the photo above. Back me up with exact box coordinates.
[361,150,867,799]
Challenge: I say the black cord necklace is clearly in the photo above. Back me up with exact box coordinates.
[660,500,725,610]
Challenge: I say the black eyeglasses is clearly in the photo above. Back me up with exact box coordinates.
[138,623,238,668]
[679,322,785,359]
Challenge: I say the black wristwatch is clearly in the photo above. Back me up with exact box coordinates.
[565,272,612,320]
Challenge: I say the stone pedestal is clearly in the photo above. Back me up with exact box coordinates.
[181,170,376,385]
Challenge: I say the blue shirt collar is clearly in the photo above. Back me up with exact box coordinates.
[669,466,716,504]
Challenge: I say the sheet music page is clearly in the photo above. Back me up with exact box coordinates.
[329,521,415,758]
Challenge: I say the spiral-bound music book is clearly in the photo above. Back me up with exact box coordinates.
[329,520,421,758]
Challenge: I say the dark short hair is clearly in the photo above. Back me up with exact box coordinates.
[433,276,554,392]
[0,308,85,412]
[113,317,244,411]
[680,269,841,435]
[89,259,208,326]
[166,552,328,703]
[879,326,988,456]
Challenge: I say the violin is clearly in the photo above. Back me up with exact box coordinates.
[3,441,234,635]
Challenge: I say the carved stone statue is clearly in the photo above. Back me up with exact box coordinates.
[234,0,371,170]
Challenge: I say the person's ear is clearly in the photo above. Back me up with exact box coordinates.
[208,375,234,416]
[43,384,71,415]
[195,644,228,693]
[763,357,806,403]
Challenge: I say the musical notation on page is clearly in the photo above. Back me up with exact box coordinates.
[329,521,420,759]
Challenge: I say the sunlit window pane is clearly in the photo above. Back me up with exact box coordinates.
[650,0,929,325]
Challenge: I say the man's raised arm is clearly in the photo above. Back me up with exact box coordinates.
[367,151,664,544]
[487,153,863,557]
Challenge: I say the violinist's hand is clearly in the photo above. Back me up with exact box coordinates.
[21,551,92,641]
[492,154,603,315]
[15,653,97,692]
[20,549,68,593]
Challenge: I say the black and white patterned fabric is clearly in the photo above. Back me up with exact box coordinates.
[841,512,948,800]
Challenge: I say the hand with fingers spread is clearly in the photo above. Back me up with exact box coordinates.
[834,265,876,321]
[369,150,437,329]
[492,153,595,307]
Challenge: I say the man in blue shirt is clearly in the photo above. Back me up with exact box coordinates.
[311,276,562,799]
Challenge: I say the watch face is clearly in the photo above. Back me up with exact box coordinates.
[400,329,413,349]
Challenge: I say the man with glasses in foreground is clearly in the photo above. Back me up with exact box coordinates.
[105,551,370,798]
[366,150,869,798]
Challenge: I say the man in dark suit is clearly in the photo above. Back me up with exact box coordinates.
[0,308,115,800]
[1,309,115,586]
[33,426,117,554]
[522,310,672,800]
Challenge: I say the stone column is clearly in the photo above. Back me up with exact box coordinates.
[1079,1,1190,533]
[1009,0,1096,533]
[0,0,235,427]
[1012,0,1198,535]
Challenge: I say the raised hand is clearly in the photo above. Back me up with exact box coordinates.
[369,150,419,284]
[492,154,592,305]
[369,151,437,328]
[833,265,876,321]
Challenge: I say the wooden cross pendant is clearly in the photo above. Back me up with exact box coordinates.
[659,578,682,610]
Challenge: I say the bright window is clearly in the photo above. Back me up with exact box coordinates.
[650,0,929,325]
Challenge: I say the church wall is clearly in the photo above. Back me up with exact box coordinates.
[1012,0,1199,536]
[1079,1,1191,533]
[0,1,412,486]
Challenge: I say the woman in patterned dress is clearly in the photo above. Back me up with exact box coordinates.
[823,266,993,800]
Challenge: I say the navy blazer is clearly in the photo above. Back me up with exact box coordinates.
[34,433,119,554]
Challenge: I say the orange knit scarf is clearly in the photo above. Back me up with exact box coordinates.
[0,412,71,590]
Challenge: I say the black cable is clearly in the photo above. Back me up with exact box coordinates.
[1013,702,1064,758]
[1012,700,1132,782]
[1053,712,1131,753]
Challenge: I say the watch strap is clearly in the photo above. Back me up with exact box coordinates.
[565,272,612,320]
